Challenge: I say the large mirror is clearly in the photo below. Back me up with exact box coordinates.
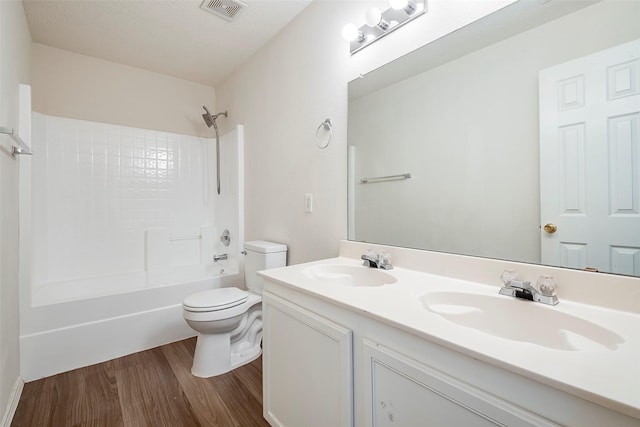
[348,0,640,276]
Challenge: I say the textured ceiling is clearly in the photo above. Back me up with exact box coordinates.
[23,0,313,87]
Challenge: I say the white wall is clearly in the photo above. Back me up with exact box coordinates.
[350,0,640,264]
[215,1,350,264]
[0,0,31,422]
[215,0,513,265]
[31,44,216,137]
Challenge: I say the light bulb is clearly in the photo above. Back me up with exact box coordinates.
[389,0,408,9]
[365,8,382,27]
[342,23,362,42]
[390,0,417,15]
[365,7,389,30]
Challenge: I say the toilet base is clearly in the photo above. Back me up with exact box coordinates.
[191,332,262,378]
[190,304,263,378]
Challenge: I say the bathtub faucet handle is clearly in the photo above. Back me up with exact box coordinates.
[213,253,228,262]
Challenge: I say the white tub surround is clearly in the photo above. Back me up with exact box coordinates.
[19,117,246,380]
[27,113,228,300]
[259,241,640,426]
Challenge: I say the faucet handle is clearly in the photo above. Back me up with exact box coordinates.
[536,275,557,296]
[379,252,393,269]
[500,269,518,285]
[364,249,378,261]
[361,250,380,267]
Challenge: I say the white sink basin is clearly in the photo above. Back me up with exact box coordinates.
[420,291,624,351]
[303,264,397,287]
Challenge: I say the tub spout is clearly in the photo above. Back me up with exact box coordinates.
[213,253,228,262]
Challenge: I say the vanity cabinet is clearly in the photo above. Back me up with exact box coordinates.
[261,276,639,427]
[262,292,353,427]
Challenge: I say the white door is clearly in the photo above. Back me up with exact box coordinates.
[539,39,640,275]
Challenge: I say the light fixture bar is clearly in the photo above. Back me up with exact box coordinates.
[347,0,426,55]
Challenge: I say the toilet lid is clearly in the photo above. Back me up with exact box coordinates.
[183,288,248,312]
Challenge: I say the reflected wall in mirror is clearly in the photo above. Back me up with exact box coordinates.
[348,0,640,276]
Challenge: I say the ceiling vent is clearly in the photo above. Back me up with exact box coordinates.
[200,0,247,22]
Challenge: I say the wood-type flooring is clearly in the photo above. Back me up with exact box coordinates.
[11,337,269,427]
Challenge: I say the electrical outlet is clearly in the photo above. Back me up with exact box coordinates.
[305,193,313,213]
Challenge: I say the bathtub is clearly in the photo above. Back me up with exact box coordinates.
[31,263,237,306]
[20,264,242,381]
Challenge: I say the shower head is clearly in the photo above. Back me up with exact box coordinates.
[202,106,228,128]
[202,105,214,128]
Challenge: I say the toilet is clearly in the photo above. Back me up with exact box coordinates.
[182,240,287,378]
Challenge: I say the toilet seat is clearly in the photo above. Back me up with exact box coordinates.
[183,288,248,313]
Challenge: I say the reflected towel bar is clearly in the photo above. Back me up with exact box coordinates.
[360,173,411,184]
[169,235,202,241]
[0,126,32,156]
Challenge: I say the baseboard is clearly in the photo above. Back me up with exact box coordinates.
[20,304,195,381]
[0,377,24,427]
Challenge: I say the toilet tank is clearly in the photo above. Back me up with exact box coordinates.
[244,240,287,294]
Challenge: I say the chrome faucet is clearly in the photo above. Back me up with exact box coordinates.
[498,270,558,305]
[361,250,393,270]
[361,251,379,268]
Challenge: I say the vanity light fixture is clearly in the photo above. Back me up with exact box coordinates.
[343,0,426,55]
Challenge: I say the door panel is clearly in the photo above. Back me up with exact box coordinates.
[540,39,640,274]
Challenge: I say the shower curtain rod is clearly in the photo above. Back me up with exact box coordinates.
[0,126,32,156]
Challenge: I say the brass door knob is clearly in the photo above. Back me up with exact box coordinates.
[543,223,557,234]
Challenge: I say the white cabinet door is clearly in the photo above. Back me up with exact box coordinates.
[262,292,353,427]
[539,38,640,274]
[363,339,559,427]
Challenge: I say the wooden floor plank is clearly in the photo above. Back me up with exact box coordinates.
[161,339,238,427]
[113,346,201,427]
[210,370,270,427]
[13,361,124,427]
[68,361,123,427]
[12,378,57,426]
[231,358,263,405]
[12,338,268,427]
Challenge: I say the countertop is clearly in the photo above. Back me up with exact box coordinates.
[259,256,640,420]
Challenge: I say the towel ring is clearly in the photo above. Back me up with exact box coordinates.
[315,119,332,149]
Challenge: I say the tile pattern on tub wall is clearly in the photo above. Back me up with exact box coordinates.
[31,114,216,284]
